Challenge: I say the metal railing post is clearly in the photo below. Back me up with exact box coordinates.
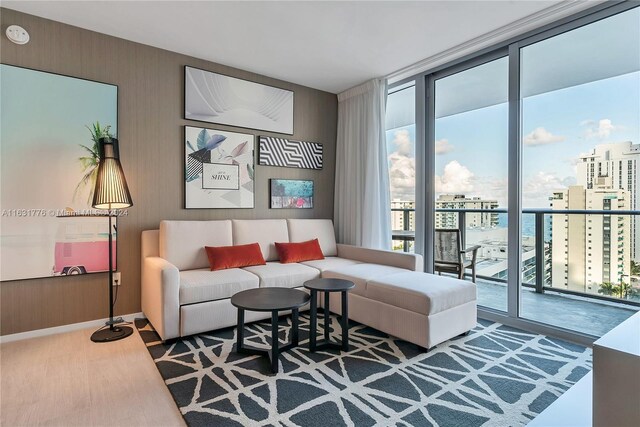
[535,212,545,294]
[403,209,410,252]
[459,211,466,249]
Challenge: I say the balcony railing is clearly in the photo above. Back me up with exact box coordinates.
[391,207,640,307]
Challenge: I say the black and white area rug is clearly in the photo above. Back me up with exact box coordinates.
[136,315,591,427]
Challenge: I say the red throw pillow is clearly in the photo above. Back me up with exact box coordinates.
[275,239,325,264]
[205,243,266,271]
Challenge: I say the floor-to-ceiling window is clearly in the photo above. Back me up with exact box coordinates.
[386,82,416,252]
[387,2,639,340]
[519,6,640,336]
[433,56,509,312]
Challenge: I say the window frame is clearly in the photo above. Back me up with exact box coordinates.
[387,0,639,346]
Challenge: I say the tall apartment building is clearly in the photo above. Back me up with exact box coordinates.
[391,200,415,231]
[435,194,499,230]
[551,180,631,295]
[576,141,639,261]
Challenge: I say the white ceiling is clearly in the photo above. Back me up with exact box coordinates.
[3,1,595,94]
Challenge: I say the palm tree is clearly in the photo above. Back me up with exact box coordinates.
[598,281,638,299]
[631,261,640,276]
[74,122,113,205]
[617,282,637,299]
[598,281,617,297]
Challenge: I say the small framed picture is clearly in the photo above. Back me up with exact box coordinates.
[270,179,314,209]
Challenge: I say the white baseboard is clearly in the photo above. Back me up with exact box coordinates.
[0,312,145,344]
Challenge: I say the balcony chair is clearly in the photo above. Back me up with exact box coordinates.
[434,229,480,283]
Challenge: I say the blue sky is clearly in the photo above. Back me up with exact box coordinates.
[386,71,640,207]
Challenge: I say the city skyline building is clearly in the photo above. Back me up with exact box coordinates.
[551,180,630,295]
[576,141,639,262]
[435,195,499,230]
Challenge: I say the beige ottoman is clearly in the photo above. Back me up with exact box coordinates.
[366,272,477,348]
[323,269,477,349]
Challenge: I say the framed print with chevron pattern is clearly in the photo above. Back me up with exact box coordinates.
[259,136,323,170]
[184,126,255,209]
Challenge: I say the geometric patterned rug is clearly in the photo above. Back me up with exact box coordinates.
[135,315,592,427]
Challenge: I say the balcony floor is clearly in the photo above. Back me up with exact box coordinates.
[476,278,639,337]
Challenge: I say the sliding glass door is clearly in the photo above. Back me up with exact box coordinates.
[519,6,640,336]
[387,2,639,339]
[386,82,417,253]
[433,56,509,312]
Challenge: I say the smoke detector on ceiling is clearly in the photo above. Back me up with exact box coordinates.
[6,25,29,45]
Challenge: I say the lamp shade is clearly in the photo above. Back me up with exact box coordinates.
[92,137,133,210]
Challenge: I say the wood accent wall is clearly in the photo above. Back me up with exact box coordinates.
[0,8,338,335]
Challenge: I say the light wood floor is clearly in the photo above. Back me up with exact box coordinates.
[1,326,185,426]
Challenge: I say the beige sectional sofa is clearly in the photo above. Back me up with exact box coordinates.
[141,218,476,349]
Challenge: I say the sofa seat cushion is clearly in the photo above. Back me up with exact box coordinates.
[179,268,259,305]
[300,257,362,272]
[366,272,476,315]
[321,263,410,296]
[243,262,320,288]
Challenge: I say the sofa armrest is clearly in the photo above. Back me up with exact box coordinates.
[337,244,423,271]
[141,256,180,341]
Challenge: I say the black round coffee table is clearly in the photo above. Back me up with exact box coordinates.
[231,288,310,374]
[304,278,355,352]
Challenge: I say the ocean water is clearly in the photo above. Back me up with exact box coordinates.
[497,214,553,240]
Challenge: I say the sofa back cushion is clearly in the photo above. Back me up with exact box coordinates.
[232,219,289,261]
[160,220,232,270]
[287,219,337,256]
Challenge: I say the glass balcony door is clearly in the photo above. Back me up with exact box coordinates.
[519,6,640,336]
[388,2,639,341]
[386,82,417,253]
[432,55,509,312]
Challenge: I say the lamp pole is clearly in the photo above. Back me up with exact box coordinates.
[90,136,133,343]
[108,209,114,330]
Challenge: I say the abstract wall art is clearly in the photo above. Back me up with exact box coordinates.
[0,64,118,281]
[185,66,294,134]
[185,126,255,209]
[270,179,314,209]
[259,136,323,170]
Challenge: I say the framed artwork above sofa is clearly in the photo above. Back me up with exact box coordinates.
[270,179,314,209]
[184,126,255,209]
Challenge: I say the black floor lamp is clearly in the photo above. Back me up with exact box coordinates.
[90,136,134,343]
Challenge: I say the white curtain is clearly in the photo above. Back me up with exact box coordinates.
[334,78,391,249]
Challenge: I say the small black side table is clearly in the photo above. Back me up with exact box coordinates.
[231,288,310,374]
[304,278,355,352]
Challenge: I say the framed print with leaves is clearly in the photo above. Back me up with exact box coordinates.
[184,126,255,209]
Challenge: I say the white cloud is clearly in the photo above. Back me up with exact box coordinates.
[474,176,508,207]
[584,118,617,139]
[523,171,575,208]
[392,129,412,156]
[435,160,475,194]
[389,152,415,200]
[434,161,508,206]
[435,139,454,155]
[523,127,565,146]
[388,129,415,200]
